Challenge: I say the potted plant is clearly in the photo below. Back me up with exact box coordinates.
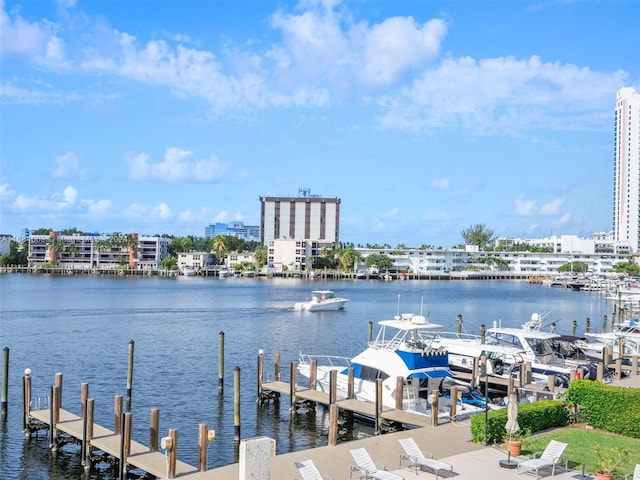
[593,443,628,480]
[505,428,530,456]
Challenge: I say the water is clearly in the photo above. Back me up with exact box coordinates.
[0,274,613,479]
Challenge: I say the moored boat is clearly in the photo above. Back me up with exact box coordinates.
[298,313,490,421]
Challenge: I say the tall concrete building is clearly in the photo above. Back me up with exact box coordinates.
[260,190,340,246]
[613,87,640,250]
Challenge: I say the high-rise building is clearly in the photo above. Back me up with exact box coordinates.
[613,87,640,250]
[260,189,340,246]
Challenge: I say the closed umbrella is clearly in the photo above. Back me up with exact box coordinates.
[500,390,519,468]
[505,390,519,439]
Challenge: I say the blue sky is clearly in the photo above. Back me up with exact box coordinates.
[1,0,639,248]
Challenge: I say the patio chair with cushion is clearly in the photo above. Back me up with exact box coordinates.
[517,439,568,479]
[398,437,453,479]
[349,447,404,480]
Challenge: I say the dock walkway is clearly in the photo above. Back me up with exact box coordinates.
[29,409,199,478]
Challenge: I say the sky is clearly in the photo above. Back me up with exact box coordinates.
[1,0,639,248]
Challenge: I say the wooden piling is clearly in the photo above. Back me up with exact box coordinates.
[430,389,439,427]
[289,362,297,410]
[198,423,208,471]
[632,355,639,376]
[585,317,590,333]
[375,379,382,435]
[329,370,337,405]
[368,321,373,343]
[571,320,577,336]
[51,385,60,449]
[480,324,486,344]
[257,350,263,400]
[84,398,94,469]
[121,411,132,479]
[347,367,354,399]
[601,315,608,333]
[127,340,134,406]
[81,382,88,420]
[596,363,604,382]
[328,404,339,447]
[150,408,159,452]
[395,377,403,410]
[547,375,555,392]
[168,428,178,479]
[1,347,8,419]
[22,371,31,433]
[456,314,462,337]
[114,394,123,434]
[274,352,281,381]
[233,367,241,442]
[310,359,317,390]
[218,332,224,393]
[55,373,63,408]
[450,386,457,422]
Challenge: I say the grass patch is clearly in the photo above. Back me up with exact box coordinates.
[509,425,640,478]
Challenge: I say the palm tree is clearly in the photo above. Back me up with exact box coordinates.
[65,243,79,270]
[213,235,227,265]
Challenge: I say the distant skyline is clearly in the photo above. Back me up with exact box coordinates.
[1,0,639,247]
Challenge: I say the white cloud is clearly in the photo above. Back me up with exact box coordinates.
[0,182,16,199]
[382,208,400,219]
[152,203,173,219]
[378,56,628,135]
[515,195,566,218]
[52,151,89,179]
[0,2,60,59]
[515,196,537,216]
[127,147,230,183]
[539,197,564,216]
[215,211,228,222]
[362,17,445,85]
[552,213,572,229]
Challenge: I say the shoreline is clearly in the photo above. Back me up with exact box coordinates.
[0,265,544,281]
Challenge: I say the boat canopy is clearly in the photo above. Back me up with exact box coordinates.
[408,369,453,379]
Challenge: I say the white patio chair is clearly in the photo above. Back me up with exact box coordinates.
[349,447,404,480]
[398,437,453,479]
[517,439,568,479]
[295,459,333,480]
[625,464,640,480]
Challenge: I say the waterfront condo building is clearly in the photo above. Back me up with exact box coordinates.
[613,87,640,251]
[260,191,340,246]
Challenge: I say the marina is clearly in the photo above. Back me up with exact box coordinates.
[0,274,628,479]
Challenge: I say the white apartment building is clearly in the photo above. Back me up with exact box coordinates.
[613,87,640,251]
[498,234,631,255]
[260,192,340,246]
[266,238,335,272]
[177,252,215,272]
[28,232,171,270]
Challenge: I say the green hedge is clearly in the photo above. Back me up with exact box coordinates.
[564,380,640,438]
[470,400,570,444]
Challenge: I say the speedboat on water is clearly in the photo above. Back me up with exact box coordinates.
[297,313,488,421]
[294,290,348,311]
[430,313,601,388]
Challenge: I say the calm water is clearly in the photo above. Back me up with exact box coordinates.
[0,274,613,479]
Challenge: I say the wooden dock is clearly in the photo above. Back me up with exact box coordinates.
[261,380,434,427]
[29,408,199,478]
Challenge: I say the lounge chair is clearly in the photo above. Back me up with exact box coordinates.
[625,464,640,480]
[295,459,333,480]
[349,447,404,480]
[398,437,453,479]
[517,439,568,479]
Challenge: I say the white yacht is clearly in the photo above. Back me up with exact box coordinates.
[297,313,487,420]
[430,313,600,388]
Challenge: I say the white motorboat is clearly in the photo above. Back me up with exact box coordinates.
[430,313,601,388]
[294,290,348,312]
[181,266,197,276]
[297,313,489,421]
[574,330,640,361]
[218,269,231,278]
